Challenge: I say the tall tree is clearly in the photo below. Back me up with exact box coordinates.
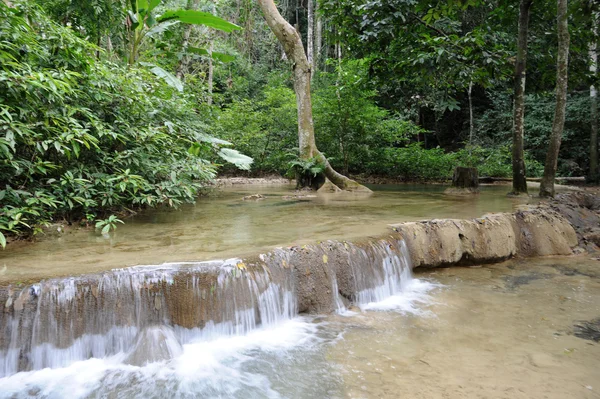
[307,0,314,75]
[540,0,570,197]
[590,4,599,182]
[176,0,200,79]
[315,1,322,73]
[510,0,533,195]
[255,0,370,191]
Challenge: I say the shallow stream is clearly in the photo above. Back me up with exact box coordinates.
[1,183,597,399]
[1,256,598,398]
[0,184,526,284]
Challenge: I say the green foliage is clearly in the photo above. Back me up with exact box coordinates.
[0,2,247,241]
[95,215,124,235]
[210,80,299,174]
[313,60,424,174]
[125,0,241,83]
[375,143,543,181]
[287,157,326,179]
[476,90,592,176]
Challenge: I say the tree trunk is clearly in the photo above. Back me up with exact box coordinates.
[315,2,322,73]
[589,6,599,182]
[540,0,570,197]
[445,167,479,195]
[255,0,370,192]
[176,0,200,79]
[511,0,533,195]
[452,167,479,189]
[207,41,215,105]
[468,79,474,146]
[207,0,216,105]
[307,0,314,76]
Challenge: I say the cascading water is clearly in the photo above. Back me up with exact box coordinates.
[0,258,297,377]
[348,240,414,307]
[0,235,434,398]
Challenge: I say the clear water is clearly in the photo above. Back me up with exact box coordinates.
[0,184,527,284]
[1,256,598,398]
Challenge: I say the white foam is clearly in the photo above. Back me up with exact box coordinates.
[0,318,318,399]
[358,278,439,313]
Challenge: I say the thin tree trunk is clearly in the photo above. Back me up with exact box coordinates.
[207,0,216,105]
[307,0,314,76]
[315,1,322,73]
[589,6,599,182]
[511,0,533,195]
[468,79,474,146]
[540,0,570,197]
[207,41,214,105]
[176,0,200,79]
[255,0,370,192]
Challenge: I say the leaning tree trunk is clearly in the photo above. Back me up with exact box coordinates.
[511,0,533,195]
[589,6,599,182]
[256,0,370,192]
[540,0,570,197]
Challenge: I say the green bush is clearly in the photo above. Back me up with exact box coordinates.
[0,2,244,245]
[375,143,543,181]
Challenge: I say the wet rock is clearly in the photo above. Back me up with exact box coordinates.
[124,325,183,366]
[573,318,600,342]
[242,194,265,201]
[550,192,600,252]
[503,273,554,291]
[282,194,317,200]
[393,208,577,268]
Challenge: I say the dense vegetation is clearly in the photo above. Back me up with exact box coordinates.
[0,0,598,245]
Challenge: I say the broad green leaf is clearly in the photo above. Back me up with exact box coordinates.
[148,0,161,11]
[0,232,5,249]
[141,63,184,92]
[146,20,179,37]
[187,47,235,63]
[101,224,111,235]
[187,47,210,56]
[211,51,235,63]
[157,10,241,32]
[217,148,253,170]
[196,133,231,145]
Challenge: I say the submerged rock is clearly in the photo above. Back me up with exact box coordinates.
[242,194,265,201]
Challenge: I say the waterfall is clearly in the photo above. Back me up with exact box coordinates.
[0,259,296,377]
[348,240,414,307]
[0,235,417,378]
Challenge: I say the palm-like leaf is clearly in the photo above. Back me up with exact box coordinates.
[157,10,241,32]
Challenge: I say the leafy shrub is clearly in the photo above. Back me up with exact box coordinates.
[375,143,543,181]
[0,2,245,245]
